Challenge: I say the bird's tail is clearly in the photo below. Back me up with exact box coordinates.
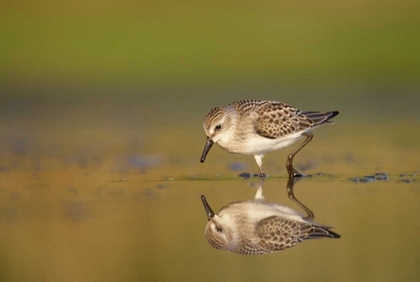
[302,111,339,126]
[306,226,341,239]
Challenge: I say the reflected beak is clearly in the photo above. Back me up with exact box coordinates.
[200,137,214,163]
[201,195,215,221]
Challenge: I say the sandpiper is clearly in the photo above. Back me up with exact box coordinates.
[201,178,340,255]
[200,100,339,177]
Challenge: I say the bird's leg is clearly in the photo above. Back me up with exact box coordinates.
[286,132,313,177]
[254,178,265,200]
[286,175,314,220]
[254,154,267,179]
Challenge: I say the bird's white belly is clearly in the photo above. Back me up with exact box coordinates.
[243,201,307,223]
[241,132,304,155]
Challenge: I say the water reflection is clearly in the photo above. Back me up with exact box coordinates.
[201,176,340,255]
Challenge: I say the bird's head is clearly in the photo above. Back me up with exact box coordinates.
[200,107,236,163]
[201,195,238,251]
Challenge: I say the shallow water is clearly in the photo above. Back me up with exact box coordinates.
[0,116,419,282]
[1,173,419,282]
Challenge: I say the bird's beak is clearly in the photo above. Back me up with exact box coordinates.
[201,195,215,221]
[200,137,214,163]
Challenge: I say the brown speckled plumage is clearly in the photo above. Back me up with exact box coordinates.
[200,99,339,176]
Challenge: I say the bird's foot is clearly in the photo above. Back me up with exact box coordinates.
[287,166,309,178]
[257,172,267,179]
[291,171,305,178]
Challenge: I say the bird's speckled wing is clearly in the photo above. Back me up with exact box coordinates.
[253,101,313,139]
[227,100,338,139]
[254,216,314,252]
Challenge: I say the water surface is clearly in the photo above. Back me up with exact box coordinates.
[0,118,418,282]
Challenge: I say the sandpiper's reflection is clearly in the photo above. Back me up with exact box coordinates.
[201,177,340,255]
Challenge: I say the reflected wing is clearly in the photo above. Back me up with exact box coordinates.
[255,216,340,253]
[255,216,311,252]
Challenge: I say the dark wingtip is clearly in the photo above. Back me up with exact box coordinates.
[306,226,341,240]
[329,111,340,119]
[327,229,341,239]
[302,110,340,125]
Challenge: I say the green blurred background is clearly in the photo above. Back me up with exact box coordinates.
[3,0,420,85]
[2,0,420,118]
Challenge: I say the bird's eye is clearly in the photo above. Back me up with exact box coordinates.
[215,125,222,130]
[216,226,223,233]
